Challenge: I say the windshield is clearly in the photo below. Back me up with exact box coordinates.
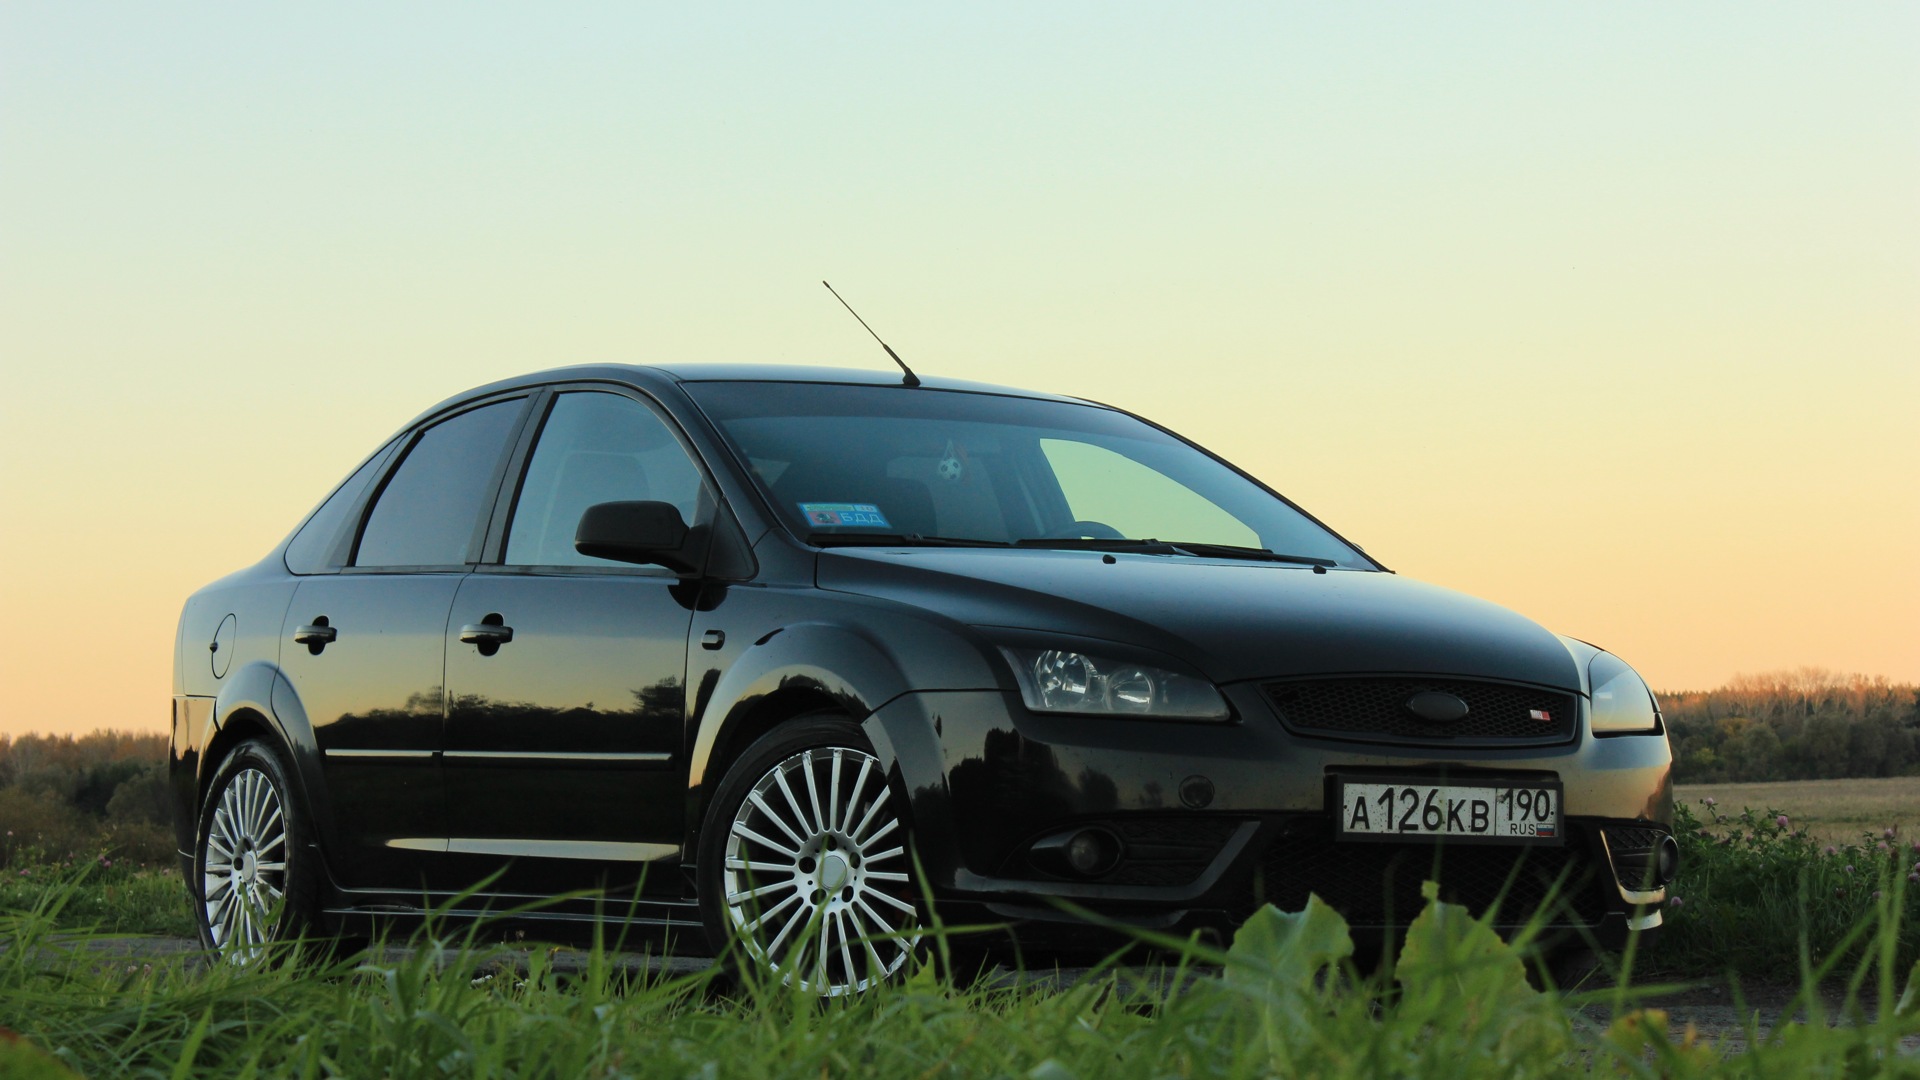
[685,382,1374,569]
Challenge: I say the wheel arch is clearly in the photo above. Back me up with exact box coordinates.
[682,617,988,855]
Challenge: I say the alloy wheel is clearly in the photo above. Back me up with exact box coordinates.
[202,766,289,963]
[721,746,920,995]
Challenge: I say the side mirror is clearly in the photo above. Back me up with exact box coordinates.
[574,501,701,575]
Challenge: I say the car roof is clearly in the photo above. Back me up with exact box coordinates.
[404,362,1094,431]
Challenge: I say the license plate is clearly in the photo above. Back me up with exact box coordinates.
[1336,778,1563,845]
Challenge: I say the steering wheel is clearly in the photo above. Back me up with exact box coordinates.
[1043,520,1127,540]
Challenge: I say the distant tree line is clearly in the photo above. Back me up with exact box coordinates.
[1662,669,1920,784]
[0,730,173,866]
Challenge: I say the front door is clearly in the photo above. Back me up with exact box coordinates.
[440,389,708,896]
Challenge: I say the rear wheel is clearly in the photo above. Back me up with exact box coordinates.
[697,716,921,996]
[194,739,322,963]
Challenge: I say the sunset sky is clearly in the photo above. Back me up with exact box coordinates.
[3,4,1915,738]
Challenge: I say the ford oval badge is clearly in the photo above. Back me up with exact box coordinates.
[1406,691,1471,723]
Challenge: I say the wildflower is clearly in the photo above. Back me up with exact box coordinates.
[1909,873,1918,885]
[1667,896,1684,908]
[1776,815,1790,829]
[1888,827,1900,840]
[1875,890,1885,900]
[1879,843,1891,855]
[1703,797,1717,807]
[1845,865,1856,874]
[1826,846,1839,856]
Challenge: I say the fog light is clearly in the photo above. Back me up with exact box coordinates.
[1028,826,1122,879]
[1066,831,1106,874]
[1656,835,1681,885]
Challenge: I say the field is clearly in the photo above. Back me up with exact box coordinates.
[1675,777,1920,847]
[14,749,1920,1073]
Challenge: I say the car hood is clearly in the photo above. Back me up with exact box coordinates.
[816,548,1582,690]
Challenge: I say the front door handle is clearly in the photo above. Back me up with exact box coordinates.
[459,613,514,656]
[293,617,336,654]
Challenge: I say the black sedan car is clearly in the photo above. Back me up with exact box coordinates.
[171,364,1676,991]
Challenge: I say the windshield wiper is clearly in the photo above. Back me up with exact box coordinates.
[1011,538,1181,554]
[1012,536,1337,566]
[809,533,1012,548]
[1163,541,1338,567]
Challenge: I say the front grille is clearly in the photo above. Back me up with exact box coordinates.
[1248,823,1607,927]
[1263,677,1578,746]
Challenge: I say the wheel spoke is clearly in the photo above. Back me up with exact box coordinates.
[863,845,905,864]
[766,904,811,956]
[802,752,826,836]
[835,912,858,987]
[827,749,844,833]
[852,895,898,934]
[729,821,798,858]
[772,770,815,835]
[727,879,798,906]
[725,857,791,874]
[866,889,915,916]
[849,786,892,844]
[747,792,806,847]
[859,816,900,848]
[741,890,802,934]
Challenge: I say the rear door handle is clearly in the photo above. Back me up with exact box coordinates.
[293,619,337,654]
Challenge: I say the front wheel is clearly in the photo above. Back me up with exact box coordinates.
[697,717,922,996]
[194,739,321,963]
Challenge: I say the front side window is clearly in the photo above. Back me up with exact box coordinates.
[354,400,523,568]
[504,392,707,567]
[686,382,1371,568]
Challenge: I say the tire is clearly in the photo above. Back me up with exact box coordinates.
[696,715,922,996]
[193,738,324,963]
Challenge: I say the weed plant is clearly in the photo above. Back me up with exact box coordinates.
[7,866,1920,1077]
[1662,798,1920,983]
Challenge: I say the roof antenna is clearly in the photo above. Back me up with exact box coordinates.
[822,280,920,387]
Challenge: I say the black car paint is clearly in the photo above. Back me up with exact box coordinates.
[172,364,1674,946]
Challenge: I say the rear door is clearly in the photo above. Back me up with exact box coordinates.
[440,389,708,895]
[279,396,530,889]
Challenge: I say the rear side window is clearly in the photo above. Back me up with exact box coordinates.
[355,400,523,568]
[284,440,400,574]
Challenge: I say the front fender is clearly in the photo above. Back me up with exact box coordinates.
[683,610,1000,845]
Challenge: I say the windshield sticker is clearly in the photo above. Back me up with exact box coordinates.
[799,502,892,529]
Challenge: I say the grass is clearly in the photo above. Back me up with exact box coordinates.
[6,866,1920,1077]
[1676,777,1920,847]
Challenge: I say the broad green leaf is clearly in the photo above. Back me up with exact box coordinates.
[1223,894,1355,998]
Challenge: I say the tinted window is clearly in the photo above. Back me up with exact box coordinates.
[355,400,522,568]
[686,382,1369,567]
[505,392,706,567]
[284,440,401,574]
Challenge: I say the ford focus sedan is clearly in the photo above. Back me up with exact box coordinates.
[170,363,1676,991]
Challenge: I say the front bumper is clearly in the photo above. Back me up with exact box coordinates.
[864,689,1674,945]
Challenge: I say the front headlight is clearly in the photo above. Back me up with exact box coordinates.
[1001,647,1230,721]
[1588,651,1660,734]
